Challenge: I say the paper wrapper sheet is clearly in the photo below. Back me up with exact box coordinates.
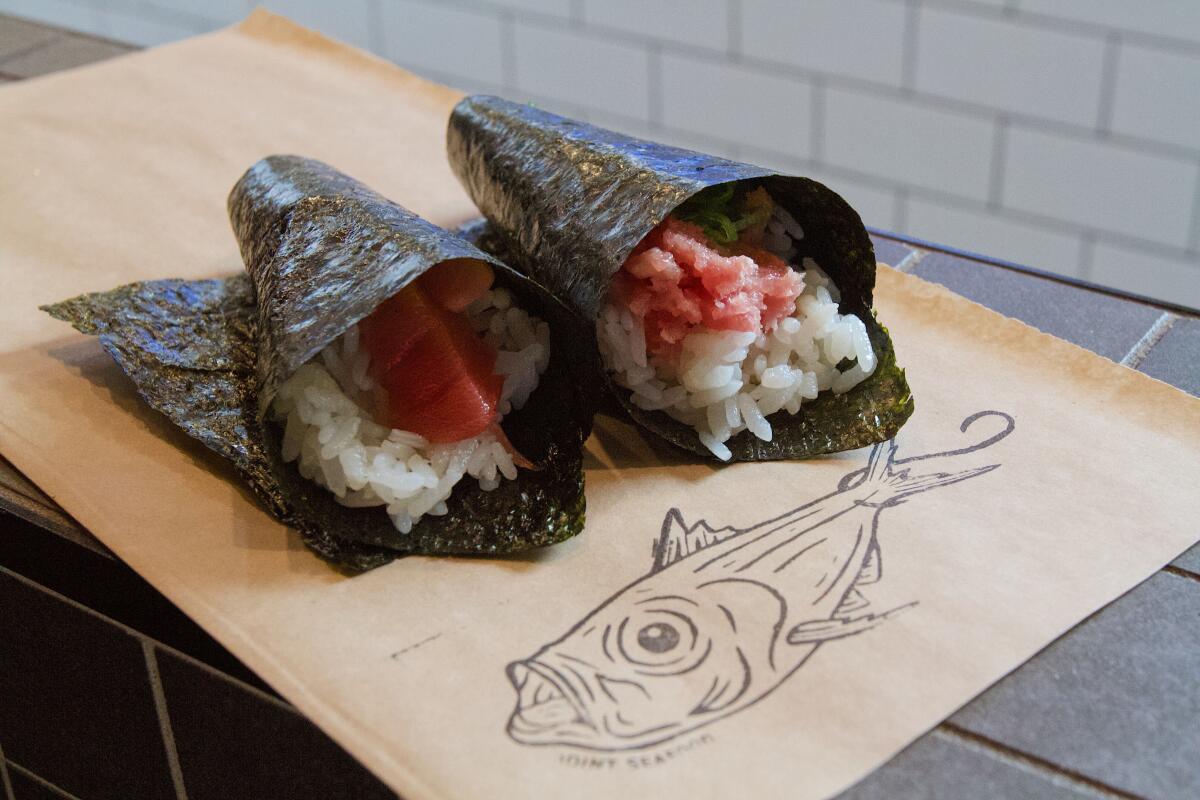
[1,13,1198,799]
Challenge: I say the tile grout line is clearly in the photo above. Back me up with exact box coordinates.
[498,9,517,94]
[891,186,909,234]
[4,760,84,800]
[1190,158,1200,254]
[417,0,1200,164]
[144,641,190,800]
[921,0,1200,58]
[900,0,920,93]
[892,247,928,274]
[725,0,742,59]
[1076,231,1096,280]
[0,743,14,800]
[0,565,302,717]
[1094,32,1121,136]
[0,35,64,70]
[809,74,825,163]
[86,0,1200,166]
[1163,564,1200,584]
[1119,312,1177,368]
[986,114,1008,210]
[645,42,663,132]
[938,723,1144,799]
[364,0,385,58]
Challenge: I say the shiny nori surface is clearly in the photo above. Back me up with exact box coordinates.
[447,96,913,460]
[43,156,592,570]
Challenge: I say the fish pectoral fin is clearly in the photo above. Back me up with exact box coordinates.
[786,603,916,645]
[834,589,870,617]
[856,542,882,585]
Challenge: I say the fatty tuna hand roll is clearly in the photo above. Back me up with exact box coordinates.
[448,95,913,462]
[43,155,593,570]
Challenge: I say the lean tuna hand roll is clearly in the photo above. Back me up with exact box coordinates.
[42,155,593,570]
[448,95,913,462]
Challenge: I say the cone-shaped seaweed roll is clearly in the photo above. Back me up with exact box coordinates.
[44,155,593,570]
[448,95,913,462]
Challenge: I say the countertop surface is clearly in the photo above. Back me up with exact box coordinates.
[1,13,1198,800]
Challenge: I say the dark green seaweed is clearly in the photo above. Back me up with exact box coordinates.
[43,155,593,570]
[447,96,913,461]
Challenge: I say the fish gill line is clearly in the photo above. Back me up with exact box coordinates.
[808,521,871,608]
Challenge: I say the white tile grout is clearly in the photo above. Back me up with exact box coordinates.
[498,9,516,92]
[0,565,302,717]
[1076,232,1096,281]
[364,0,385,58]
[924,0,1200,57]
[143,641,190,800]
[1190,159,1200,254]
[645,41,662,131]
[1094,31,1121,136]
[4,759,85,800]
[1119,312,1178,368]
[987,114,1009,210]
[10,4,1199,303]
[901,0,921,92]
[809,74,825,163]
[0,742,15,800]
[725,0,741,58]
[892,247,929,273]
[892,185,910,234]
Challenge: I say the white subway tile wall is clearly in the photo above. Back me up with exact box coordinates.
[1,0,1197,306]
[660,54,813,157]
[1111,45,1200,152]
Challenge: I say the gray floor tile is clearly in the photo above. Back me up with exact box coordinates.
[836,728,1105,800]
[158,650,397,800]
[912,252,1164,362]
[0,570,178,800]
[870,234,917,270]
[0,35,130,78]
[950,572,1200,799]
[0,16,60,63]
[1138,317,1200,397]
[1172,544,1200,574]
[1136,317,1200,574]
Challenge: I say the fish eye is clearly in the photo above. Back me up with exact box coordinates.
[637,622,680,654]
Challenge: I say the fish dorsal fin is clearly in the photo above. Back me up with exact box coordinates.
[857,541,882,585]
[650,508,739,572]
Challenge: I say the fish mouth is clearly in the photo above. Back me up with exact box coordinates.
[506,660,598,745]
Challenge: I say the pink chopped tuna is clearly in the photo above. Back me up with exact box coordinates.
[616,217,804,355]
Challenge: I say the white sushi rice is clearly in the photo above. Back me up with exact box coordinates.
[598,205,876,461]
[271,287,551,534]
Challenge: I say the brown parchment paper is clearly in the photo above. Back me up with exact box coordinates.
[2,13,1198,799]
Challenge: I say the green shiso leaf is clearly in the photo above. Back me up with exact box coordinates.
[675,183,739,244]
[674,183,775,245]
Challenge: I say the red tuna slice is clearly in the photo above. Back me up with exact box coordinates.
[360,263,503,443]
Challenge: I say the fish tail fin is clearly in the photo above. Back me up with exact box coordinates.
[856,441,999,507]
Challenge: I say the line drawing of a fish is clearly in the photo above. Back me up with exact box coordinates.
[505,411,1015,751]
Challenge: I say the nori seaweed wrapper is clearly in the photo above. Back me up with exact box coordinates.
[43,155,593,570]
[447,95,913,461]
